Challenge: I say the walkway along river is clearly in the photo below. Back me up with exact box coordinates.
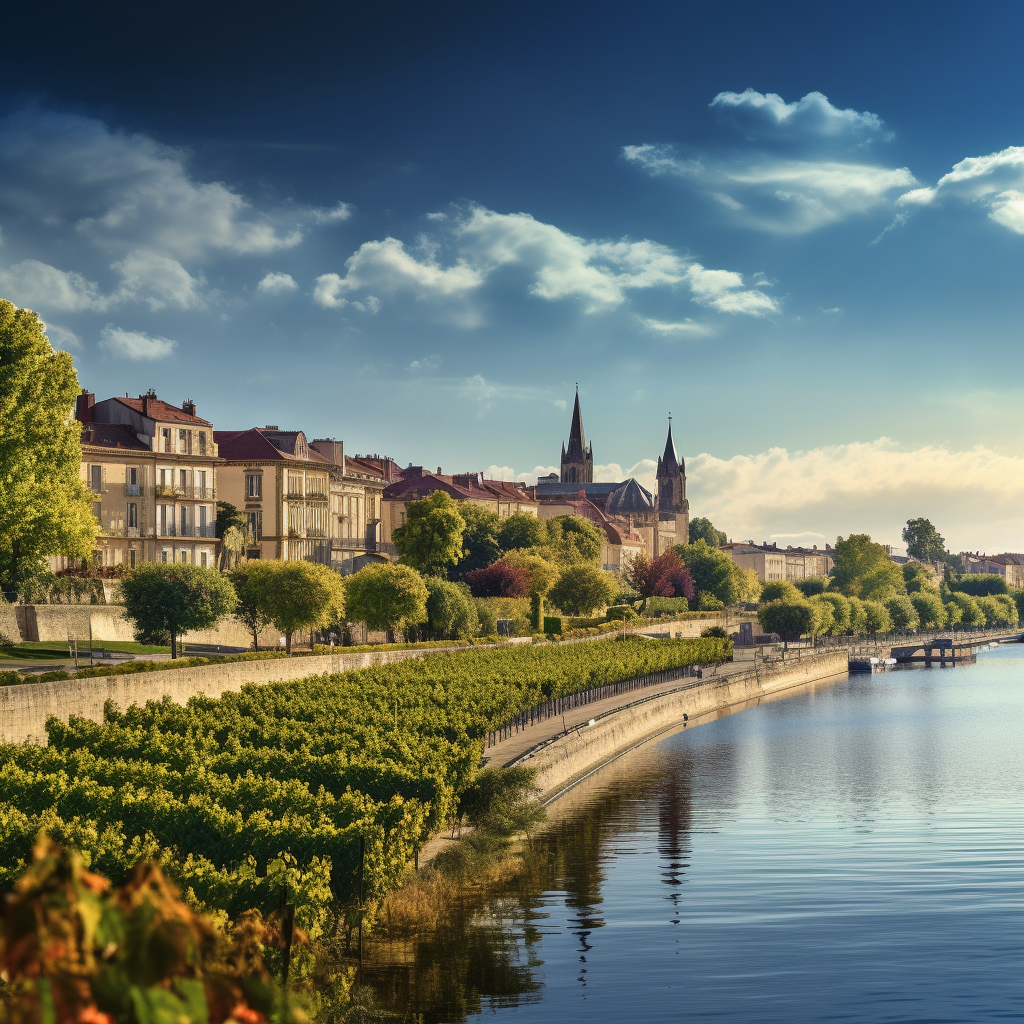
[363,643,1024,1023]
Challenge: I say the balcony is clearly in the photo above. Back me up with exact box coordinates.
[154,484,216,500]
[156,524,217,539]
[155,483,179,498]
[330,537,398,556]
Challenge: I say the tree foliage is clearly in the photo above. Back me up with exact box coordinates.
[673,540,738,606]
[688,517,727,547]
[794,576,829,597]
[623,550,695,611]
[424,577,479,640]
[949,573,1008,597]
[819,591,851,634]
[830,535,905,600]
[902,517,949,564]
[759,580,802,604]
[756,598,814,640]
[393,491,466,576]
[120,563,237,658]
[910,590,946,629]
[903,561,939,594]
[546,515,604,565]
[345,562,429,639]
[548,564,617,616]
[497,550,559,596]
[258,560,345,654]
[497,512,546,552]
[0,300,96,599]
[451,503,501,579]
[862,600,892,634]
[215,500,245,539]
[884,594,919,630]
[228,560,276,649]
[464,561,531,598]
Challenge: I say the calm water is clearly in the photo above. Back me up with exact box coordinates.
[364,648,1024,1023]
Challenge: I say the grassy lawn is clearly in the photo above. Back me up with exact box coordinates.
[0,640,170,661]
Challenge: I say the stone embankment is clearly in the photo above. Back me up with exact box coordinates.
[0,647,457,745]
[507,649,849,803]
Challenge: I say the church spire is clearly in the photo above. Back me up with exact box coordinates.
[560,385,593,484]
[660,414,678,470]
[566,385,586,458]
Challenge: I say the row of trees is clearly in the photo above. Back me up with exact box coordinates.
[756,533,1022,640]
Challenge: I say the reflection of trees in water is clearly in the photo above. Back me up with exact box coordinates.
[362,737,705,1021]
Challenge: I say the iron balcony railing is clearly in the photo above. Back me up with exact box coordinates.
[157,524,217,538]
[154,484,216,500]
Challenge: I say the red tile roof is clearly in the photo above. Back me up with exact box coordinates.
[114,396,212,426]
[80,423,151,451]
[383,470,536,505]
[215,428,316,463]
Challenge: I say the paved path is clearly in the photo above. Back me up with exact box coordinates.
[481,658,756,768]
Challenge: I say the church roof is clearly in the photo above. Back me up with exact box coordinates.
[605,477,655,515]
[563,389,590,460]
[657,419,684,476]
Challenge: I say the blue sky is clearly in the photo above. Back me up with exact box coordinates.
[2,1,1023,551]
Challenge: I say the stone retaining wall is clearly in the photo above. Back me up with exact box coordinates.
[517,650,850,802]
[0,647,459,745]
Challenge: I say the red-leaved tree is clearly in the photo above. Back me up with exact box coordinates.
[624,550,695,611]
[465,561,532,598]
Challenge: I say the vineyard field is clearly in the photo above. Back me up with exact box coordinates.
[0,637,729,928]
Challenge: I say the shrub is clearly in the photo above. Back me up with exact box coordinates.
[862,600,893,634]
[885,595,919,630]
[949,573,1008,597]
[794,577,829,597]
[759,580,802,604]
[543,615,562,636]
[465,561,531,598]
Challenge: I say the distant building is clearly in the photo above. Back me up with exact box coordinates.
[534,492,645,571]
[560,387,594,484]
[722,541,834,582]
[381,467,538,546]
[75,389,219,569]
[960,552,1024,588]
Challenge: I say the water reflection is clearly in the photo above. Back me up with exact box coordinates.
[362,654,1024,1023]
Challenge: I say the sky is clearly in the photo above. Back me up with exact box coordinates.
[1,1,1022,553]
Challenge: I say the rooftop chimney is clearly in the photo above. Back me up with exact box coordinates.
[437,466,443,475]
[75,389,95,423]
[140,389,157,418]
[182,398,196,417]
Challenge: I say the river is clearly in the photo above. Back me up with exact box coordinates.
[363,645,1024,1023]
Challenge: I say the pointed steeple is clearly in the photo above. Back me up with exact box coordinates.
[660,416,678,470]
[560,385,594,484]
[566,386,586,459]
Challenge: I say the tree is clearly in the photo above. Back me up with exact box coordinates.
[674,540,738,606]
[885,594,919,631]
[548,564,617,616]
[497,550,559,596]
[977,594,1019,627]
[903,561,939,594]
[946,590,985,627]
[688,517,727,547]
[546,515,604,565]
[345,562,429,641]
[393,491,466,576]
[424,577,479,640]
[0,300,96,600]
[732,566,762,604]
[759,580,802,603]
[794,577,829,597]
[830,535,905,600]
[451,503,502,579]
[757,599,814,641]
[623,550,695,611]
[949,573,1008,597]
[808,595,835,636]
[497,512,546,552]
[847,596,868,634]
[910,590,946,629]
[465,561,532,598]
[819,592,851,633]
[220,525,246,570]
[902,517,949,564]
[862,600,892,634]
[260,561,346,653]
[120,562,237,659]
[228,561,276,649]
[215,501,245,538]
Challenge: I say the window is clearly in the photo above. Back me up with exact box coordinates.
[198,431,207,456]
[246,474,262,498]
[179,428,188,454]
[180,506,189,535]
[246,511,263,541]
[129,549,137,568]
[92,501,102,521]
[197,470,207,495]
[161,549,170,563]
[179,548,189,564]
[161,428,171,453]
[126,466,139,494]
[180,469,188,489]
[198,506,208,535]
[127,503,138,528]
[91,465,102,492]
[200,551,208,568]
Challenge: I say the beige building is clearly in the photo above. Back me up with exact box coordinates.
[722,541,834,583]
[536,494,645,572]
[381,467,538,545]
[75,390,220,569]
[960,552,1024,588]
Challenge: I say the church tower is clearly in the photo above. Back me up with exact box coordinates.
[560,387,593,484]
[657,416,688,538]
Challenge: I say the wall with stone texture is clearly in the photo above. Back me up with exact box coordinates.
[0,646,460,745]
[513,650,850,802]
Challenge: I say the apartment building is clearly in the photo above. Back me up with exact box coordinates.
[721,541,834,582]
[960,552,1024,588]
[76,390,219,567]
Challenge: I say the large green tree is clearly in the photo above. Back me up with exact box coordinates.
[757,598,814,641]
[949,573,1008,597]
[424,577,479,640]
[884,594,919,630]
[120,563,237,659]
[0,300,96,599]
[227,561,277,650]
[829,534,905,601]
[345,562,429,641]
[902,518,950,564]
[548,564,617,616]
[673,540,738,606]
[260,561,346,653]
[910,590,946,629]
[393,491,466,576]
[451,503,501,579]
[688,517,727,547]
[546,515,604,565]
[497,512,546,552]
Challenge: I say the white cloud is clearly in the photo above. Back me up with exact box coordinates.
[514,465,560,484]
[99,325,176,360]
[688,438,1024,552]
[897,147,1024,234]
[407,354,441,372]
[0,259,109,311]
[640,316,712,336]
[315,205,774,321]
[311,202,353,224]
[462,373,496,413]
[43,323,81,350]
[112,250,203,309]
[256,271,299,294]
[710,89,888,141]
[486,465,517,480]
